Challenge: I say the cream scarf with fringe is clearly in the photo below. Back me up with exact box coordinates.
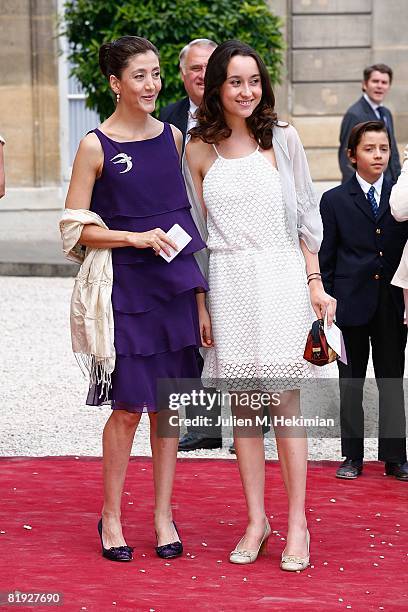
[60,208,115,397]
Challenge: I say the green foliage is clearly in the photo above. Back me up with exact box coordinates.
[63,0,284,120]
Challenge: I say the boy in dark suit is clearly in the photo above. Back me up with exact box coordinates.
[320,121,408,481]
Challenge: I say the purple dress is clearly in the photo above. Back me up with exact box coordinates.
[86,123,208,412]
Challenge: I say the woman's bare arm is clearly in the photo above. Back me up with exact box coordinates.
[186,138,214,344]
[300,239,336,326]
[65,133,103,211]
[185,139,211,218]
[169,124,183,160]
[195,291,213,346]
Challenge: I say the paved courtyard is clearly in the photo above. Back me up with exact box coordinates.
[0,276,389,461]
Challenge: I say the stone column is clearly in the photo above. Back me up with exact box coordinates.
[30,0,60,186]
[0,0,60,187]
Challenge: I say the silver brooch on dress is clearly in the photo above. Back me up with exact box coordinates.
[110,153,133,174]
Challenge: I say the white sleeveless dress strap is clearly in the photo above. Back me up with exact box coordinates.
[212,144,221,158]
[212,143,259,158]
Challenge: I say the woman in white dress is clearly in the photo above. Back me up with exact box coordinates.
[186,41,336,571]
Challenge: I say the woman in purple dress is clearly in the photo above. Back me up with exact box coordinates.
[64,36,208,562]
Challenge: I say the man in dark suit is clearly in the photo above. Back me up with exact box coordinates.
[159,38,217,151]
[160,39,219,451]
[320,121,408,481]
[339,64,401,183]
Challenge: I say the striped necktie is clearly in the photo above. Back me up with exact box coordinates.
[367,185,379,218]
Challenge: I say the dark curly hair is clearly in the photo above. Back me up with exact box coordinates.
[189,40,280,149]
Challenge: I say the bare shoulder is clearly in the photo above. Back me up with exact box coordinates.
[73,133,103,175]
[169,123,183,156]
[186,138,216,183]
[169,123,182,142]
[65,132,103,210]
[186,137,212,162]
[77,132,103,159]
[187,137,211,150]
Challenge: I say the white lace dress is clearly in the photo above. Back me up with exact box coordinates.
[202,145,317,389]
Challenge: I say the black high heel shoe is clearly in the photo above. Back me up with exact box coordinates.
[155,521,183,559]
[98,519,133,562]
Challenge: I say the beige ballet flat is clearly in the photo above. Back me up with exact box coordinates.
[229,521,271,564]
[280,529,310,572]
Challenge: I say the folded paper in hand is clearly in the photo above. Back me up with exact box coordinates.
[324,311,347,365]
[159,224,192,263]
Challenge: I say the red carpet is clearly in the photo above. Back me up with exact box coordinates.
[0,457,407,611]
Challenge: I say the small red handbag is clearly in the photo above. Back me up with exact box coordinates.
[303,319,338,366]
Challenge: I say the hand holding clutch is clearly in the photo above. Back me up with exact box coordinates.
[303,319,338,366]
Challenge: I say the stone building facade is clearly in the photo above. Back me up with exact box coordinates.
[271,0,408,182]
[0,0,60,202]
[0,0,407,205]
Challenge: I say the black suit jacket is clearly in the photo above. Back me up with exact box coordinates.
[319,175,408,327]
[159,97,190,153]
[338,96,401,184]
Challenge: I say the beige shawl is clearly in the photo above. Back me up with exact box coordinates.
[60,208,115,396]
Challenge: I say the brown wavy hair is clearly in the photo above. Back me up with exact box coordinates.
[189,40,280,149]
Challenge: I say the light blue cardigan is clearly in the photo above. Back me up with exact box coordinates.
[183,123,323,277]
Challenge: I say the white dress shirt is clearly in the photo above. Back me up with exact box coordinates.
[186,100,198,136]
[363,93,385,122]
[356,171,384,206]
